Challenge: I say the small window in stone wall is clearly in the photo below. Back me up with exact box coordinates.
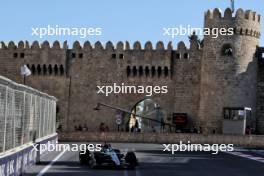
[183,53,189,59]
[221,44,233,56]
[13,53,18,58]
[240,28,243,35]
[78,53,83,58]
[112,53,116,59]
[37,65,41,75]
[132,66,137,76]
[31,65,36,75]
[20,53,25,58]
[119,54,124,59]
[48,65,53,75]
[139,66,143,76]
[233,27,237,34]
[245,29,248,35]
[151,66,155,77]
[157,67,162,77]
[60,65,64,75]
[43,65,47,75]
[54,65,59,75]
[72,53,76,58]
[126,66,131,77]
[145,67,150,77]
[164,67,169,77]
[176,53,180,59]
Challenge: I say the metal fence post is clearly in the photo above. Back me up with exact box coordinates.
[21,91,26,145]
[53,101,56,133]
[38,97,42,138]
[29,94,32,142]
[12,89,16,148]
[3,86,8,152]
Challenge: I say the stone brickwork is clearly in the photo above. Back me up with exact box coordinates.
[0,8,263,134]
[58,132,264,148]
[257,47,264,133]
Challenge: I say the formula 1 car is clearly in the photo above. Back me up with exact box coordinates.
[79,143,138,169]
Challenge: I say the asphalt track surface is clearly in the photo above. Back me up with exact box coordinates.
[24,143,264,176]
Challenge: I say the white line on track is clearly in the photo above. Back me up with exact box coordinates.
[36,150,66,176]
[124,168,141,176]
[124,170,128,176]
[136,168,141,176]
[225,151,264,163]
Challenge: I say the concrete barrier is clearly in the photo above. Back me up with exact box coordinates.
[58,132,264,148]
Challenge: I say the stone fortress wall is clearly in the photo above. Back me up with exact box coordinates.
[0,8,263,134]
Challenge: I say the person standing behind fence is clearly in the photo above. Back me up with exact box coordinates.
[160,117,165,132]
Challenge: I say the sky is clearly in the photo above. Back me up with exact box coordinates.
[0,0,263,48]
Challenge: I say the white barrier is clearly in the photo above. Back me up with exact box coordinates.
[0,76,57,153]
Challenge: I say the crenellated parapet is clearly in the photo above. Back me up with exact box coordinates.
[70,41,175,51]
[205,8,261,23]
[0,40,201,53]
[205,8,261,38]
[0,40,200,79]
[0,40,66,50]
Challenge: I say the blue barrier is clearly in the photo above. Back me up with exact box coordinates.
[0,134,58,176]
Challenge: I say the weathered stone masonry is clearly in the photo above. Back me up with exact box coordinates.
[0,8,263,133]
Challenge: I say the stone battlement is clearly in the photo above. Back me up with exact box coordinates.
[205,8,261,38]
[205,8,261,23]
[0,40,201,51]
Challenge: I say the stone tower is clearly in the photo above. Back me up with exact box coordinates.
[199,8,261,133]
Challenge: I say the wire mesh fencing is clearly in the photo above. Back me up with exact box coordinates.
[0,76,56,153]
